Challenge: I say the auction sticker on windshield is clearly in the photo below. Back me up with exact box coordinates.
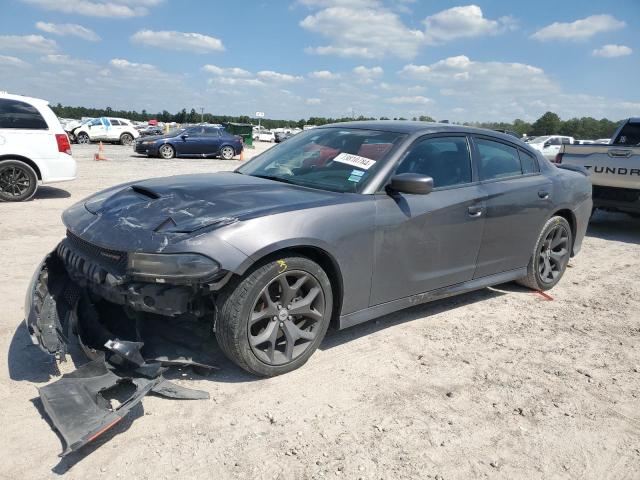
[333,152,376,170]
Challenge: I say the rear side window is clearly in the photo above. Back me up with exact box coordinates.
[395,136,472,188]
[519,149,539,174]
[0,99,48,130]
[109,119,121,126]
[476,138,522,181]
[614,122,640,145]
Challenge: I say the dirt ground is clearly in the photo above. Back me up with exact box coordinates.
[1,143,639,479]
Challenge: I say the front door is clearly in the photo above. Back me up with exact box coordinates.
[471,136,553,278]
[371,135,486,305]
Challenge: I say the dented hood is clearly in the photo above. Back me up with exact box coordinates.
[62,172,344,251]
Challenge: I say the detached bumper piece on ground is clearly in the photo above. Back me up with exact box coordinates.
[25,253,215,457]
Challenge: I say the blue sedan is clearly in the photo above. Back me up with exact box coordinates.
[135,125,243,159]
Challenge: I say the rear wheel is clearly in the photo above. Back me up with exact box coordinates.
[159,144,175,159]
[216,255,333,377]
[517,216,572,291]
[120,133,134,146]
[76,132,90,144]
[0,160,38,202]
[220,146,235,160]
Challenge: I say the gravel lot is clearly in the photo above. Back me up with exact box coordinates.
[1,143,639,479]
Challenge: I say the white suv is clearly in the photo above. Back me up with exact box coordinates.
[0,93,76,202]
[72,117,139,145]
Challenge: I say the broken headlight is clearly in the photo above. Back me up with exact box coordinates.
[128,253,220,282]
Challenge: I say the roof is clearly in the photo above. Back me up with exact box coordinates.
[0,92,49,105]
[318,120,526,144]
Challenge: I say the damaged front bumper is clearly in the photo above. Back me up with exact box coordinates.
[25,243,219,456]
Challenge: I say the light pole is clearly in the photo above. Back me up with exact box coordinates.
[200,107,204,124]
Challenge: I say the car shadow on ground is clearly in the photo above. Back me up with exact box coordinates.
[34,186,71,200]
[587,210,640,245]
[7,282,529,473]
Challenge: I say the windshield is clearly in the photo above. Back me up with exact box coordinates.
[530,136,551,144]
[238,127,406,193]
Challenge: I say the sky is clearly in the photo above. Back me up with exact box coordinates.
[0,0,638,122]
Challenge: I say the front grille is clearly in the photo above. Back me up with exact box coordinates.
[65,230,128,273]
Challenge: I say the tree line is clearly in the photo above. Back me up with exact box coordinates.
[51,104,624,140]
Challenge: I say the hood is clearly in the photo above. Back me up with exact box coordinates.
[62,172,348,251]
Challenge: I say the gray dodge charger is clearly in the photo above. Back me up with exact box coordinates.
[25,122,591,453]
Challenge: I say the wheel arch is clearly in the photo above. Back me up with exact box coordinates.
[233,244,344,329]
[0,154,42,180]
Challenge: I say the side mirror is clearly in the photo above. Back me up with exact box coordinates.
[181,134,189,140]
[543,141,551,148]
[389,173,434,195]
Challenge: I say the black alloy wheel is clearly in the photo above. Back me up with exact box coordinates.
[0,161,38,202]
[248,270,325,365]
[518,215,573,291]
[537,223,570,284]
[215,255,333,377]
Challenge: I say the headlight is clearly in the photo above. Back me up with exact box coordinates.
[143,140,154,145]
[128,253,220,282]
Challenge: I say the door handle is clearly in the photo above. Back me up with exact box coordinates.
[538,190,550,199]
[467,205,483,217]
[608,149,632,158]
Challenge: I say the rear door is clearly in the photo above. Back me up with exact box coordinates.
[0,97,54,165]
[471,136,552,278]
[371,134,486,305]
[200,126,223,155]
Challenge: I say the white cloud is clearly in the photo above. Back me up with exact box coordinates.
[592,44,632,58]
[35,21,100,41]
[301,5,425,58]
[202,64,251,77]
[353,66,383,76]
[308,70,339,79]
[387,96,432,105]
[0,55,29,67]
[23,0,162,18]
[109,58,156,71]
[424,5,515,44]
[41,54,94,67]
[208,77,265,87]
[531,14,625,41]
[301,3,512,59]
[257,70,303,82]
[305,98,322,105]
[131,30,224,53]
[0,34,57,53]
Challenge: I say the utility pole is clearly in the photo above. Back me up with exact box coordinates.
[200,107,204,123]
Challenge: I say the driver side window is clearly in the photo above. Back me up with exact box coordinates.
[394,136,472,188]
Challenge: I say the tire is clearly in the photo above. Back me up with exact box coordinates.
[120,133,134,146]
[517,215,573,291]
[0,160,38,202]
[220,146,235,160]
[216,255,333,377]
[76,132,90,144]
[159,144,175,159]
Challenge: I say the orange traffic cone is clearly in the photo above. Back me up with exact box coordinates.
[94,141,107,161]
[239,149,244,161]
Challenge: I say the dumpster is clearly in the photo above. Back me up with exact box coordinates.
[224,122,254,148]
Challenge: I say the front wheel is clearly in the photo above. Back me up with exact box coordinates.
[158,144,175,159]
[517,216,573,291]
[120,133,134,146]
[76,132,90,144]
[216,255,333,376]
